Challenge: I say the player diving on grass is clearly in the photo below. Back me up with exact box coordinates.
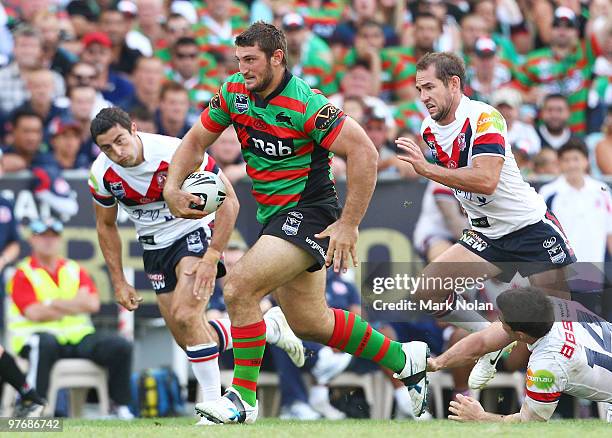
[394,52,577,408]
[427,287,612,422]
[88,108,305,425]
[163,21,430,423]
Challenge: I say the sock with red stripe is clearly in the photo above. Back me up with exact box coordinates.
[209,319,233,351]
[231,320,266,407]
[430,292,490,333]
[327,309,406,372]
[186,343,220,402]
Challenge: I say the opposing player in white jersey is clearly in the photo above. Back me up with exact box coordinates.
[394,52,576,406]
[427,287,612,422]
[88,108,305,424]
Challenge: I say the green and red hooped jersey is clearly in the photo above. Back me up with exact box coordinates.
[201,70,347,224]
[516,35,601,135]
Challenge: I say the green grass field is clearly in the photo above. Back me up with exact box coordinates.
[9,418,609,438]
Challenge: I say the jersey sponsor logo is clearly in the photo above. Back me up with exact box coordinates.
[109,181,126,198]
[251,135,294,158]
[526,368,555,390]
[305,236,326,259]
[460,230,488,251]
[476,110,504,133]
[282,216,301,236]
[186,230,204,253]
[470,217,491,228]
[315,103,340,130]
[548,244,566,264]
[543,236,557,249]
[235,94,250,113]
[147,272,166,290]
[210,93,221,110]
[275,111,293,126]
[457,132,467,151]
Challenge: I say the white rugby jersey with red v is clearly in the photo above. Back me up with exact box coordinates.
[88,131,218,249]
[421,95,546,239]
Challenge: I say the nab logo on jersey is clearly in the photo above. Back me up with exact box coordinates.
[249,128,295,159]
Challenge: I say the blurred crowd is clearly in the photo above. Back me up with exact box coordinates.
[0,0,609,184]
[0,0,610,421]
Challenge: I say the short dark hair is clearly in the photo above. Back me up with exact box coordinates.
[160,81,188,100]
[173,36,198,53]
[90,107,132,143]
[235,21,287,66]
[130,106,153,123]
[496,287,554,338]
[11,108,43,127]
[558,138,589,159]
[543,93,569,107]
[357,18,384,33]
[414,12,442,30]
[416,52,466,92]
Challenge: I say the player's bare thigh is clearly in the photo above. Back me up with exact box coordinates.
[156,256,215,348]
[223,235,316,324]
[418,243,501,301]
[273,267,332,343]
[426,238,454,262]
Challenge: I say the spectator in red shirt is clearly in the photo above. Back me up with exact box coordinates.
[7,218,134,419]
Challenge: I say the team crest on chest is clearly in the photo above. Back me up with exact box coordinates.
[156,171,167,189]
[109,181,126,198]
[457,133,467,151]
[235,94,250,113]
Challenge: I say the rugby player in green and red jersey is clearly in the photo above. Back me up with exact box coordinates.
[163,21,429,424]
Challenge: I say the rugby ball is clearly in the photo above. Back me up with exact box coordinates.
[181,171,226,214]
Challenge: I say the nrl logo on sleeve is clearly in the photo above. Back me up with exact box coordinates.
[235,94,250,113]
[209,93,221,110]
[476,110,504,133]
[315,103,340,130]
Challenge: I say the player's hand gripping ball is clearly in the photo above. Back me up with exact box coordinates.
[181,171,226,214]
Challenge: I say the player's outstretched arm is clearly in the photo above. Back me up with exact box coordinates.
[94,202,143,311]
[186,172,239,299]
[164,120,223,219]
[428,322,513,371]
[396,137,504,195]
[449,394,547,422]
[315,116,378,272]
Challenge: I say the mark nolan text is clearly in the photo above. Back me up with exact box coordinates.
[372,299,493,312]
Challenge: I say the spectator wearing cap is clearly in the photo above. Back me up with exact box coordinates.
[491,87,541,158]
[154,82,192,138]
[282,13,336,95]
[31,10,77,77]
[121,56,164,114]
[165,37,219,107]
[539,139,612,266]
[15,68,71,145]
[99,6,144,75]
[80,32,135,108]
[118,0,155,58]
[465,37,513,104]
[49,116,89,170]
[0,25,65,115]
[334,19,415,103]
[516,7,601,136]
[7,218,134,420]
[458,14,488,60]
[537,93,580,150]
[65,0,99,38]
[193,0,249,56]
